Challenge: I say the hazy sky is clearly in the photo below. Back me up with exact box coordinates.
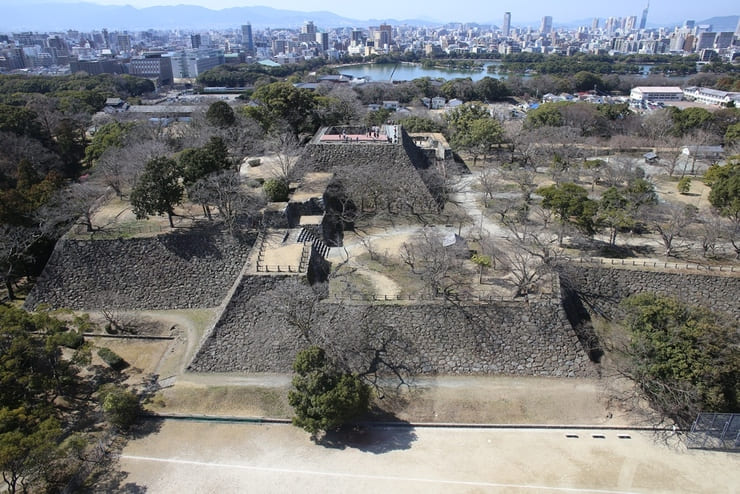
[21,0,739,24]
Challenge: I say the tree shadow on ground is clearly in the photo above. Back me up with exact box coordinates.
[85,469,148,493]
[316,419,418,454]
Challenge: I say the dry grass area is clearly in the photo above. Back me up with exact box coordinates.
[147,383,292,417]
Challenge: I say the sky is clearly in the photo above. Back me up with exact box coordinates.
[18,0,739,25]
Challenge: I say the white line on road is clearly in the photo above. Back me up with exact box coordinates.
[120,454,638,493]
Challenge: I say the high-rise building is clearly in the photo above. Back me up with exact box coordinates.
[241,23,253,54]
[316,32,329,51]
[351,29,363,45]
[190,34,201,49]
[684,20,695,30]
[299,21,317,43]
[625,16,637,32]
[592,18,599,31]
[714,32,734,49]
[639,1,649,30]
[735,17,740,37]
[117,34,131,53]
[696,31,717,51]
[540,16,552,35]
[503,12,511,37]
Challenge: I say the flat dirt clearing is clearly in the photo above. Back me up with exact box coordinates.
[119,421,739,494]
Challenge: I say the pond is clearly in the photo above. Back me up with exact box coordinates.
[337,62,503,82]
[336,62,658,83]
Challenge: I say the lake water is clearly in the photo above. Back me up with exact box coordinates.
[338,62,502,82]
[337,62,655,83]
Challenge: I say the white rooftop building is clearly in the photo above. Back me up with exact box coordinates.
[630,86,684,102]
[683,86,740,106]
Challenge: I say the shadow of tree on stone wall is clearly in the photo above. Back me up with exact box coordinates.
[159,225,223,260]
[316,419,418,454]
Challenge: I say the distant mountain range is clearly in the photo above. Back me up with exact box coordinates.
[1,3,436,31]
[1,3,737,33]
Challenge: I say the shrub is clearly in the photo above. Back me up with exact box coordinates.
[98,385,140,429]
[48,330,85,349]
[263,178,290,202]
[677,177,691,194]
[97,347,127,370]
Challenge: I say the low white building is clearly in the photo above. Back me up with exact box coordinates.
[683,86,740,106]
[630,86,684,102]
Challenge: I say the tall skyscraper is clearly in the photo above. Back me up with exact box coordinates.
[592,18,599,31]
[241,23,254,55]
[639,1,649,30]
[190,34,201,49]
[540,16,552,35]
[503,12,511,37]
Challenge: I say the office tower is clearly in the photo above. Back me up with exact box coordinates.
[117,34,131,53]
[316,32,329,51]
[351,29,363,45]
[503,12,511,37]
[540,16,552,35]
[190,34,201,49]
[696,31,716,51]
[378,23,392,49]
[639,1,649,30]
[303,21,316,36]
[714,32,734,49]
[625,16,637,32]
[300,21,317,43]
[592,18,599,31]
[241,23,254,54]
[684,20,695,29]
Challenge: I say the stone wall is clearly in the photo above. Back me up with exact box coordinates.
[558,264,740,319]
[188,275,595,377]
[25,229,256,311]
[295,131,439,213]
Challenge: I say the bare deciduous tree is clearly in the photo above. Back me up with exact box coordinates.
[645,203,698,257]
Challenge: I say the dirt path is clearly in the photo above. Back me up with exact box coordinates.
[119,421,740,494]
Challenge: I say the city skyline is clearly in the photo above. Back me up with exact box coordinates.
[11,0,740,26]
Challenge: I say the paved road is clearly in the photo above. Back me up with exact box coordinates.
[119,420,740,494]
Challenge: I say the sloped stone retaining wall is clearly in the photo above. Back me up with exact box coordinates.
[25,230,256,310]
[558,264,740,319]
[188,275,595,377]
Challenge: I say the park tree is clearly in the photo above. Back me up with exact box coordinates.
[537,182,597,244]
[647,203,698,257]
[706,161,739,222]
[129,156,183,228]
[439,77,476,101]
[244,82,319,134]
[474,76,510,102]
[611,293,739,428]
[205,100,236,128]
[397,115,443,133]
[189,170,265,235]
[179,136,232,186]
[84,121,133,166]
[444,102,503,164]
[0,225,40,300]
[98,385,140,430]
[288,346,370,436]
[0,408,61,494]
[596,187,632,246]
